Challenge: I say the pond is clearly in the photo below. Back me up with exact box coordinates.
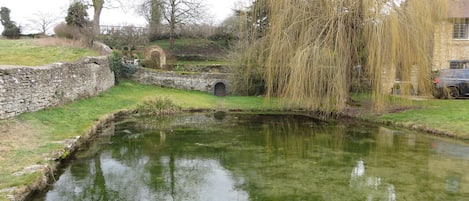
[35,113,469,201]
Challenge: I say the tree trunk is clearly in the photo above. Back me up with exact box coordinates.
[169,24,175,49]
[148,0,162,39]
[92,0,104,36]
[169,0,176,49]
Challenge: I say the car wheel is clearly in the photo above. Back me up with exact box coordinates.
[447,87,460,99]
[433,88,443,99]
[433,93,441,99]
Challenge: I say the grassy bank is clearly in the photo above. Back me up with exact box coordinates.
[376,99,469,139]
[346,93,469,139]
[0,38,99,66]
[0,81,281,200]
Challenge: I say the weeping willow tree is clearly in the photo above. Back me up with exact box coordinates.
[235,0,447,116]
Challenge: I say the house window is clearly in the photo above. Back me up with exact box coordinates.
[453,18,469,39]
[450,60,468,69]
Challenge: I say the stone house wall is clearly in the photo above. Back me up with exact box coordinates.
[0,56,115,119]
[433,20,469,70]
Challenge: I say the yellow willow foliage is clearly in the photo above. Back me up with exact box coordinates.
[363,0,448,110]
[239,0,447,115]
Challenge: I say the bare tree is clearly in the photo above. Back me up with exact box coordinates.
[159,0,207,49]
[28,12,60,35]
[84,0,127,36]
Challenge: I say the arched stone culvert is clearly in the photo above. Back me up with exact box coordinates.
[209,80,230,96]
[215,83,226,96]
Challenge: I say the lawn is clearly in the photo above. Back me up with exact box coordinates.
[376,98,469,139]
[0,38,99,66]
[347,93,469,139]
[19,81,282,140]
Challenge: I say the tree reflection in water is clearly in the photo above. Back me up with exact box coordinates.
[46,152,248,201]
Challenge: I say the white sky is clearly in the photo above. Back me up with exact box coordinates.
[0,0,251,34]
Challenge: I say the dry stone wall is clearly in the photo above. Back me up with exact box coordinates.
[0,56,114,119]
[130,68,230,95]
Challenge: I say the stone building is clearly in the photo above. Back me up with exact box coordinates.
[433,0,469,71]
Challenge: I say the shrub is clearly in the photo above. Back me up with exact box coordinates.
[208,32,237,47]
[135,96,181,116]
[2,25,20,38]
[121,62,138,78]
[54,22,81,39]
[98,25,148,53]
[108,51,138,83]
[108,51,123,83]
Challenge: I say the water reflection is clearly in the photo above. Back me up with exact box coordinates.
[45,152,248,201]
[430,140,469,195]
[45,152,154,201]
[350,159,396,201]
[38,114,469,201]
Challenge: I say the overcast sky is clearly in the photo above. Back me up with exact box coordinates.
[0,0,251,34]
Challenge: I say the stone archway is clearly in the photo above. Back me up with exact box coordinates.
[143,45,166,68]
[214,82,227,96]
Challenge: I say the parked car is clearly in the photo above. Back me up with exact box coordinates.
[433,69,469,98]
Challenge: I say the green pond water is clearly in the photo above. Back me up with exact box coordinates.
[36,113,469,201]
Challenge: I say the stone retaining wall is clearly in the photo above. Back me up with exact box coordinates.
[0,56,114,119]
[130,68,230,95]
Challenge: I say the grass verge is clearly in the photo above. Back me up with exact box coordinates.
[0,81,282,200]
[347,93,469,140]
[375,98,469,139]
[0,38,99,66]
